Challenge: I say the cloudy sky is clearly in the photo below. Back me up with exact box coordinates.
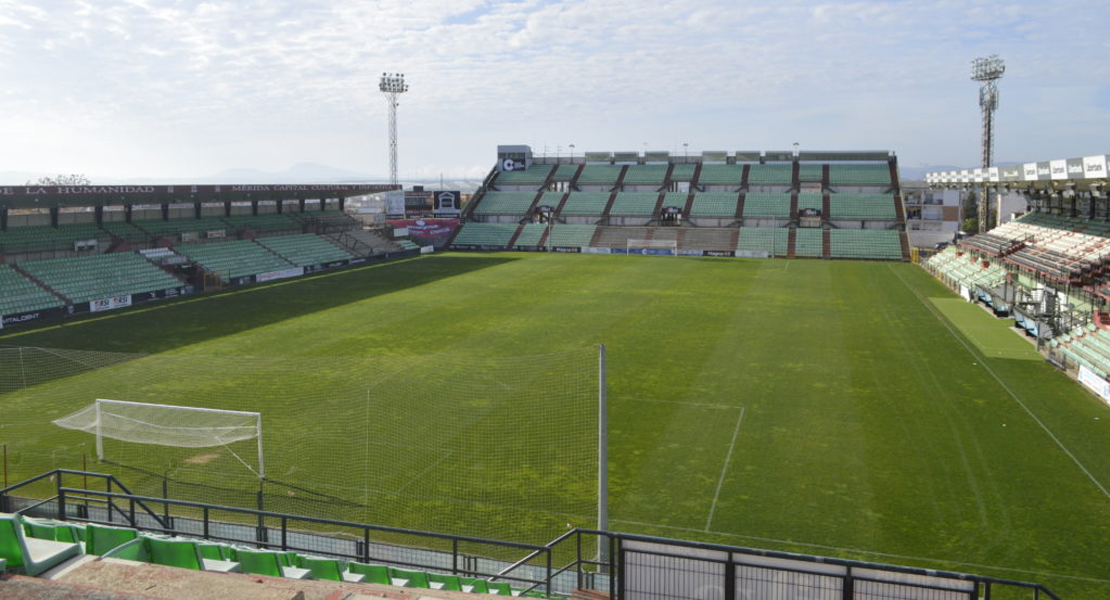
[1,0,1107,182]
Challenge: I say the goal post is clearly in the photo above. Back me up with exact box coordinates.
[625,238,678,256]
[54,398,265,479]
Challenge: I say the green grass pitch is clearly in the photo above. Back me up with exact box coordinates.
[2,253,1109,597]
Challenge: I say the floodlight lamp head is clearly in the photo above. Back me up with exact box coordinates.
[379,73,409,94]
[971,55,1005,82]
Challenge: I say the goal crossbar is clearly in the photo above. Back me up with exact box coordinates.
[625,239,678,256]
[53,398,265,478]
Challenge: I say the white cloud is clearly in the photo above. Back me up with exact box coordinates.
[0,0,1106,179]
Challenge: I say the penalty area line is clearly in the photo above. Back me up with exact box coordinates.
[705,406,745,531]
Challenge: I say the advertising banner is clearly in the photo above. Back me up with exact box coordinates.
[704,250,736,257]
[582,247,611,254]
[1023,163,1038,180]
[1049,159,1068,180]
[90,295,133,313]
[1084,155,1108,179]
[387,218,459,247]
[433,191,462,214]
[1078,365,1110,404]
[385,190,406,216]
[257,267,304,283]
[1066,158,1085,179]
[2,307,66,327]
[735,250,771,259]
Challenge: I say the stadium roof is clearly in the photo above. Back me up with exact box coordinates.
[0,183,398,210]
[926,155,1109,191]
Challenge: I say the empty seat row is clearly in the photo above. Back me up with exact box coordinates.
[3,514,546,596]
[257,234,354,267]
[19,252,182,303]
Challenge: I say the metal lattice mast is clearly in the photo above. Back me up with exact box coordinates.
[379,73,409,187]
[971,55,1004,231]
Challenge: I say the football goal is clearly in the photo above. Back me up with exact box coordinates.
[53,398,264,479]
[625,238,678,256]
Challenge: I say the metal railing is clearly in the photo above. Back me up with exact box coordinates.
[2,470,1064,599]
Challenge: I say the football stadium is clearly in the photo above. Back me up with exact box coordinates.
[1,6,1109,600]
[2,146,1109,600]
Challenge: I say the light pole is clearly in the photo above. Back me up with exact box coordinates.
[683,142,688,160]
[971,55,1005,231]
[379,72,409,188]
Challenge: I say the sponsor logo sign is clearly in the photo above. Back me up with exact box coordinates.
[434,191,461,212]
[1066,158,1085,179]
[206,230,227,239]
[2,311,42,325]
[500,158,526,171]
[256,267,304,282]
[1050,159,1068,180]
[581,247,611,254]
[1084,155,1108,179]
[703,250,735,257]
[1036,161,1052,180]
[1078,365,1110,403]
[734,250,771,259]
[1023,163,1038,180]
[90,295,132,313]
[553,247,581,253]
[387,218,459,246]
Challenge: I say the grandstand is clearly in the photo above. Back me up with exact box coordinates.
[0,183,404,327]
[453,147,908,261]
[19,253,184,305]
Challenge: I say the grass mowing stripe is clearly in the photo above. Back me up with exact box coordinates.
[890,264,1110,502]
[705,406,745,531]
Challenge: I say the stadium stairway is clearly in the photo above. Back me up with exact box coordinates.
[823,228,831,259]
[899,230,911,260]
[787,228,797,258]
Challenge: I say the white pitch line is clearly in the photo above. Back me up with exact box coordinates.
[705,406,745,531]
[889,265,1110,502]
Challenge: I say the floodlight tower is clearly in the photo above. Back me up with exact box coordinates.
[971,55,1005,231]
[379,72,409,187]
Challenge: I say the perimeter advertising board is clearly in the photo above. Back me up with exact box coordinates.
[387,218,459,247]
[1078,365,1110,404]
[1084,155,1108,179]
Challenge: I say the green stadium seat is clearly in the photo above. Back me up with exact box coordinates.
[669,164,696,181]
[559,193,611,216]
[0,514,82,576]
[794,228,823,258]
[474,192,537,216]
[428,572,465,590]
[621,165,668,185]
[697,165,743,185]
[347,561,392,584]
[689,193,739,217]
[829,164,891,186]
[232,547,312,579]
[461,577,491,594]
[488,581,514,595]
[390,567,432,588]
[828,194,896,220]
[146,536,240,572]
[85,523,139,556]
[298,555,365,582]
[512,223,546,248]
[576,165,623,185]
[452,223,519,248]
[747,164,793,185]
[495,165,553,187]
[742,194,791,218]
[609,193,658,216]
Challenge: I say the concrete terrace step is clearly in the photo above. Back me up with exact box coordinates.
[50,558,525,600]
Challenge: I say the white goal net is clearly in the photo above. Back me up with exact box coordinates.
[53,399,264,478]
[625,238,678,256]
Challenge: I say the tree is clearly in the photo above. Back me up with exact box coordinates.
[26,174,91,186]
[962,217,978,234]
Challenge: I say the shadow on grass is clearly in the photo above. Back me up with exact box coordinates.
[0,254,517,354]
